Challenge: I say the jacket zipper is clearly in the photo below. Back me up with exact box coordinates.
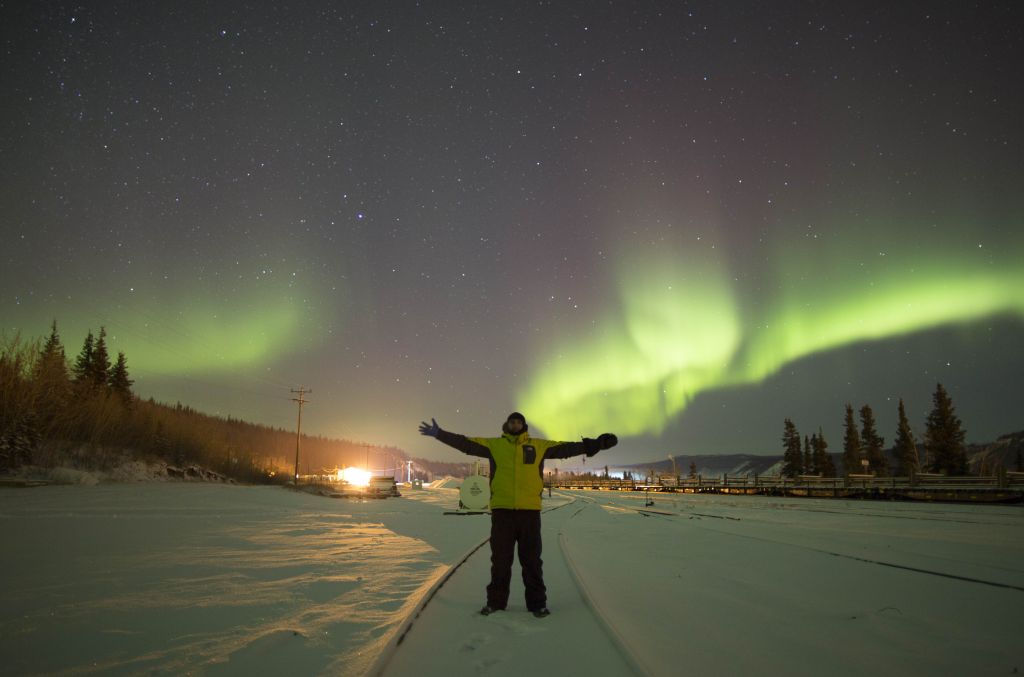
[511,433,518,509]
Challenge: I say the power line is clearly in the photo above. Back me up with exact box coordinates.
[291,387,311,485]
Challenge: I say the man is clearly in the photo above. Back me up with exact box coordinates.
[418,412,618,617]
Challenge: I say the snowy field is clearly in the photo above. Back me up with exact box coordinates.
[1,483,1021,676]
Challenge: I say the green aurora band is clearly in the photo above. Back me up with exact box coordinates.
[113,295,308,376]
[17,277,322,378]
[518,230,1024,440]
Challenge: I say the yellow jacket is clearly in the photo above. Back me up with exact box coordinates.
[437,426,601,510]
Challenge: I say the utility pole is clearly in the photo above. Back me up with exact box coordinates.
[291,387,311,486]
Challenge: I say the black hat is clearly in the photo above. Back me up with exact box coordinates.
[506,412,526,424]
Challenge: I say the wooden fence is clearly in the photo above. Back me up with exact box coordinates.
[547,470,1024,504]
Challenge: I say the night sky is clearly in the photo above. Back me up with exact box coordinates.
[3,2,1023,464]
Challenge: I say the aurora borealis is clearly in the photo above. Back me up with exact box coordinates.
[3,3,1022,463]
[520,225,1024,441]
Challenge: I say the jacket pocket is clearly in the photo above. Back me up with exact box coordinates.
[522,445,536,464]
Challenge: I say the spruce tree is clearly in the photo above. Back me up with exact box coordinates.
[842,404,862,476]
[803,435,813,475]
[34,320,68,380]
[688,461,698,479]
[32,320,72,429]
[810,433,819,473]
[73,331,95,384]
[924,383,968,475]
[108,351,134,404]
[782,418,803,477]
[90,326,111,388]
[893,398,918,476]
[813,429,836,477]
[860,404,888,476]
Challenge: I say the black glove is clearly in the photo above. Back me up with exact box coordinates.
[597,433,618,450]
[418,418,440,437]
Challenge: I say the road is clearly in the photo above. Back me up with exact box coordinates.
[376,489,1024,677]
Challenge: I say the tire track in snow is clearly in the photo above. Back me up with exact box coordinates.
[603,500,1024,594]
[557,501,652,677]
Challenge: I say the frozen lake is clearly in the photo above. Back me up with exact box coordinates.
[1,483,1021,675]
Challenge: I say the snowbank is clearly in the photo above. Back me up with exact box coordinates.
[43,467,100,486]
[3,459,234,486]
[427,475,462,489]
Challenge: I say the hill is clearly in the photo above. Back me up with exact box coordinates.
[1,331,405,483]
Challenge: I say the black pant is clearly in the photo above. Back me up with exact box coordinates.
[486,508,546,611]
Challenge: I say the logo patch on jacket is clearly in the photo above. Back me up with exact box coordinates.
[522,445,537,464]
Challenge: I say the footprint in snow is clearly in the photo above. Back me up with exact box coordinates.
[460,632,492,653]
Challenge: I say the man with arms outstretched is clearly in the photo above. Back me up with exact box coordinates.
[418,412,618,617]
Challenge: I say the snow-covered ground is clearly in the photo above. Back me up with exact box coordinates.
[1,483,1021,676]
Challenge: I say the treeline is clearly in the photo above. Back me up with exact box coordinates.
[782,383,970,478]
[0,323,402,481]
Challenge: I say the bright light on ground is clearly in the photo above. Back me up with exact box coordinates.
[339,467,372,486]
